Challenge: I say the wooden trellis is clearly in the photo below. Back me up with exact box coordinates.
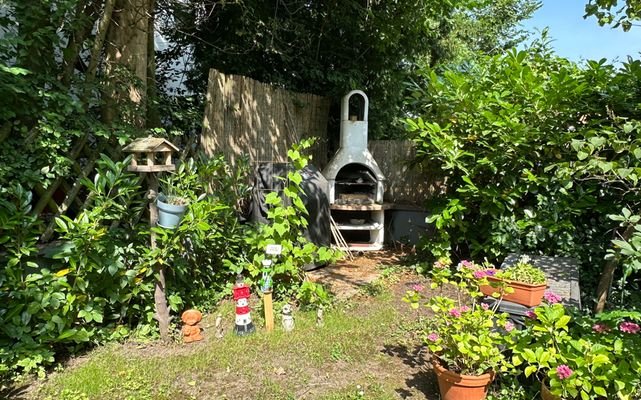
[34,133,198,242]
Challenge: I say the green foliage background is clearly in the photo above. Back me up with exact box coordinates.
[407,40,641,307]
[3,0,640,387]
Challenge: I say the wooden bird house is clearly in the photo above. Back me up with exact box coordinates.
[122,137,179,173]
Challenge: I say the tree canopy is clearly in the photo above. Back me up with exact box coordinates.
[158,0,539,139]
[585,0,641,30]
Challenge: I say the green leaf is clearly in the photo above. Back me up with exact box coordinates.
[524,365,537,377]
[57,329,77,340]
[289,172,303,185]
[554,315,571,329]
[593,386,606,396]
[107,263,119,276]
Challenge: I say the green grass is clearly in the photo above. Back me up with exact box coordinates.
[31,276,424,400]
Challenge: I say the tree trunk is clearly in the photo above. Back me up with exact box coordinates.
[594,223,636,313]
[61,0,97,85]
[102,0,152,126]
[146,0,161,128]
[86,0,116,85]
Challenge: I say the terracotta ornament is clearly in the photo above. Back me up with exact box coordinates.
[181,309,204,343]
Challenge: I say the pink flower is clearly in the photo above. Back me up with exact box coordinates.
[411,284,425,292]
[619,321,641,334]
[592,323,610,333]
[427,332,439,342]
[473,270,486,279]
[504,321,515,332]
[525,310,537,319]
[459,260,474,269]
[433,261,446,269]
[449,308,462,318]
[556,365,573,380]
[481,303,490,310]
[544,291,562,304]
[460,305,471,313]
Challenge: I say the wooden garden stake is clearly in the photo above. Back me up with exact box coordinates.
[262,245,281,333]
[261,259,274,332]
[123,137,179,343]
[264,290,274,332]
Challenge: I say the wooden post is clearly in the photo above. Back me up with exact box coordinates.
[149,173,170,341]
[263,290,274,332]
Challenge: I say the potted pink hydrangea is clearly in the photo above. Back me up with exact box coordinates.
[404,258,516,400]
[510,300,641,399]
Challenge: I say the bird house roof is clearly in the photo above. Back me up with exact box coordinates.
[123,137,179,153]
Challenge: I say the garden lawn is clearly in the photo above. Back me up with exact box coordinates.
[24,270,439,400]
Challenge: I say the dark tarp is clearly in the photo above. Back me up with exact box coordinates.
[250,163,330,269]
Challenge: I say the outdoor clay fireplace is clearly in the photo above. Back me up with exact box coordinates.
[322,90,388,251]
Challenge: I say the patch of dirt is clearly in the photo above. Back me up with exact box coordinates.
[306,249,405,299]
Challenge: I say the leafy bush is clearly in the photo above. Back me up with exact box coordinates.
[243,139,340,301]
[511,303,641,399]
[407,45,641,304]
[0,154,250,379]
[1,139,341,379]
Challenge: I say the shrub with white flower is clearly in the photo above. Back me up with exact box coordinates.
[404,257,516,376]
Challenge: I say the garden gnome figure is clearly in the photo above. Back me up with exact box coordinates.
[316,305,324,327]
[215,314,224,339]
[282,303,294,332]
[181,309,204,343]
[233,275,255,336]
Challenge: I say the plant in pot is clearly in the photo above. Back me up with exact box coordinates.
[480,255,548,307]
[404,258,516,400]
[157,159,199,228]
[510,300,641,400]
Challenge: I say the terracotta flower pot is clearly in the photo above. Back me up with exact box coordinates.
[432,361,494,400]
[541,381,560,400]
[480,276,547,307]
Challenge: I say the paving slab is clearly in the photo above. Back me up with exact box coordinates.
[501,254,582,308]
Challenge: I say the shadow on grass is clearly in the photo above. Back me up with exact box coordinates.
[1,383,29,399]
[381,344,440,400]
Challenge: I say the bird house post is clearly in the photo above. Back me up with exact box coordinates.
[123,137,179,342]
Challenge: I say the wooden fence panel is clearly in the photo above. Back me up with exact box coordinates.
[201,69,330,166]
[369,140,442,206]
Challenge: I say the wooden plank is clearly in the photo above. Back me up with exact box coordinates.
[127,164,175,172]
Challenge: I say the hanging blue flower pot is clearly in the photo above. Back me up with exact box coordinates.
[157,193,188,228]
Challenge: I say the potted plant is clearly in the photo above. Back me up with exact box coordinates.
[480,255,548,307]
[510,300,641,399]
[405,258,516,400]
[157,159,199,228]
